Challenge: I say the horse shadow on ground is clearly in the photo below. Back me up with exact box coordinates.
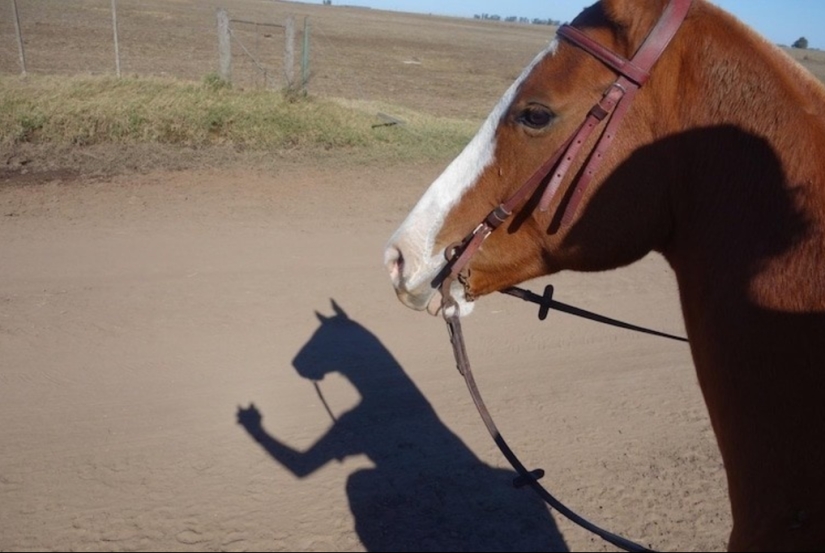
[237,300,568,552]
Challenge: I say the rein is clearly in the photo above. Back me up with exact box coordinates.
[502,285,687,343]
[437,1,693,551]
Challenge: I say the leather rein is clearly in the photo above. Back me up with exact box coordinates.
[437,1,692,552]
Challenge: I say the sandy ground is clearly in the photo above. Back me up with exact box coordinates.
[0,162,731,552]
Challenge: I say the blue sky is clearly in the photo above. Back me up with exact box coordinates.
[295,1,824,49]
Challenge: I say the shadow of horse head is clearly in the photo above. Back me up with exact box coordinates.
[291,299,393,384]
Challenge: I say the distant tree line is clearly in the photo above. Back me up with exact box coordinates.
[474,14,561,26]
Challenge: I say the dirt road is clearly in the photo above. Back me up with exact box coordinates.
[0,163,730,551]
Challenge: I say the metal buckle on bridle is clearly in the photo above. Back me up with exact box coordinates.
[468,222,493,244]
[437,221,495,313]
[607,81,628,95]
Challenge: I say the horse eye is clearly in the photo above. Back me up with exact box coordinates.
[518,106,555,130]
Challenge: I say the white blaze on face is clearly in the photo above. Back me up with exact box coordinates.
[385,39,559,315]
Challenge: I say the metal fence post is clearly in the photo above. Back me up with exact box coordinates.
[11,0,27,76]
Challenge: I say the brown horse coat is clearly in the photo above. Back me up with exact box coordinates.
[387,1,825,549]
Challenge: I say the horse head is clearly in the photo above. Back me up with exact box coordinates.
[385,0,691,316]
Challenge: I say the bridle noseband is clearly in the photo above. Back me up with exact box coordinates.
[436,1,693,552]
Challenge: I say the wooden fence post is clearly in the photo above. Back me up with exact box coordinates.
[111,0,121,77]
[284,16,296,88]
[11,0,27,76]
[217,8,232,83]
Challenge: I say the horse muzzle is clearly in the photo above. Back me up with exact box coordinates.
[385,240,477,317]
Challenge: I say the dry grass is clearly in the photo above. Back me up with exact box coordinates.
[0,73,480,174]
[1,1,823,176]
[0,0,551,174]
[0,0,553,120]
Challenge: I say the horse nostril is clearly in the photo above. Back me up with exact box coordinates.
[385,246,405,284]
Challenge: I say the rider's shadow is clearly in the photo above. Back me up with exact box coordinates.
[237,300,568,552]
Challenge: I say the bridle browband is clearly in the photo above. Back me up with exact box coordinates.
[436,1,693,552]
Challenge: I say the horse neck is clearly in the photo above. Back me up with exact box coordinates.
[656,8,825,546]
[662,4,825,292]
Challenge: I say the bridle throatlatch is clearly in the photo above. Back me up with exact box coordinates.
[436,2,693,552]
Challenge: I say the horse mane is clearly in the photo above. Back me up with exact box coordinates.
[687,1,825,125]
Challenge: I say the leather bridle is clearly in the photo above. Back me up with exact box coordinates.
[437,0,692,306]
[436,1,693,551]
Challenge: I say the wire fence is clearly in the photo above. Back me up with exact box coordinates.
[0,0,308,90]
[0,0,558,119]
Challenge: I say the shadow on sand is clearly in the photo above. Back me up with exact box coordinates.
[238,300,568,552]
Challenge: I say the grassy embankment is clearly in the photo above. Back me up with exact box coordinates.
[0,74,478,172]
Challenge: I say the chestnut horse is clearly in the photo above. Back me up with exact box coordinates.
[385,0,825,550]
